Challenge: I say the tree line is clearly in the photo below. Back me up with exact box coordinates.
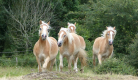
[0,0,138,68]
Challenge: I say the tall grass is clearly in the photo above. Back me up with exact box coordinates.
[92,58,137,76]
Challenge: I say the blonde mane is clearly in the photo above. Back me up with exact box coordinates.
[101,26,117,38]
[68,22,76,33]
[40,21,51,29]
[60,28,74,44]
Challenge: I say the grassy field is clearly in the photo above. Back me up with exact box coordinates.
[0,66,138,80]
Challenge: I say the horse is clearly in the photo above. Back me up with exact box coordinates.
[67,22,86,49]
[57,27,87,73]
[92,26,117,66]
[33,20,58,72]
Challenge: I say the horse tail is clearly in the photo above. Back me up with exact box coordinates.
[78,48,87,72]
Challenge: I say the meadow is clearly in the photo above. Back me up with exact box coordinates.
[0,66,138,80]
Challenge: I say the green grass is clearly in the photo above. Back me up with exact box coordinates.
[0,66,138,80]
[0,66,37,78]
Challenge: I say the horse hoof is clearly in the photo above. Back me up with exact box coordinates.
[42,68,47,72]
[73,68,78,73]
[80,69,84,73]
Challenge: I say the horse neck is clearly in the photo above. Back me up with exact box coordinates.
[39,37,49,47]
[63,37,69,46]
[104,37,112,48]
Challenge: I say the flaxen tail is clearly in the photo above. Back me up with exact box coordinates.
[78,48,87,72]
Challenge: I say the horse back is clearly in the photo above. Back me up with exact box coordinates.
[78,35,86,49]
[71,33,81,49]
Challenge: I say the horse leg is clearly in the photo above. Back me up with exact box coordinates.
[98,54,102,65]
[68,55,73,72]
[50,58,56,71]
[59,54,63,72]
[73,55,78,72]
[47,60,51,70]
[93,54,96,66]
[36,56,42,72]
[42,57,50,72]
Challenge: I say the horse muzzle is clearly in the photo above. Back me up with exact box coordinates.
[41,34,47,40]
[57,41,62,47]
[109,40,113,45]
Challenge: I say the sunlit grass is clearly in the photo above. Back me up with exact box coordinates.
[0,66,138,80]
[0,66,37,78]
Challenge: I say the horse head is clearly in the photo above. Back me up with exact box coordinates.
[39,20,50,40]
[68,22,76,33]
[57,28,69,47]
[106,27,116,45]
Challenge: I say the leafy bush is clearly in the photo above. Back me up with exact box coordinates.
[0,53,37,67]
[92,58,136,75]
[127,33,138,69]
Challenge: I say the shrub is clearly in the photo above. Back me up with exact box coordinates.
[0,53,37,67]
[93,58,136,75]
[127,33,138,69]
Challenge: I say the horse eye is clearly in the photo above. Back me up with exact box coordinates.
[107,33,109,35]
[39,28,41,30]
[64,35,66,37]
[47,29,50,32]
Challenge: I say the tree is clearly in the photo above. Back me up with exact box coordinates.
[67,0,138,55]
[0,0,7,52]
[4,0,56,52]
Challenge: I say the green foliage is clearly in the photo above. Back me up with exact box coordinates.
[86,0,138,55]
[0,53,37,67]
[0,0,7,52]
[68,0,138,55]
[127,33,138,68]
[93,58,137,75]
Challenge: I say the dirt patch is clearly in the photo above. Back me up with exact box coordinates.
[22,71,88,80]
[21,71,138,80]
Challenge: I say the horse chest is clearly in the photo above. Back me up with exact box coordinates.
[62,48,70,56]
[38,48,48,59]
[102,50,110,57]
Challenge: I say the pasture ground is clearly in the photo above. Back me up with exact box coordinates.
[0,66,138,80]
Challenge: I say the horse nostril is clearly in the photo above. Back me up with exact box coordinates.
[58,42,62,47]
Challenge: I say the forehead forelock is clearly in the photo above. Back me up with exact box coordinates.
[59,30,66,35]
[40,24,49,28]
[108,30,114,33]
[68,24,76,29]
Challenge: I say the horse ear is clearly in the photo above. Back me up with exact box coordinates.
[106,26,108,29]
[68,22,70,25]
[74,22,76,25]
[40,20,42,24]
[47,21,50,25]
[113,26,116,30]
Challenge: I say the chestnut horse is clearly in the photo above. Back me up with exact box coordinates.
[93,26,117,66]
[67,22,86,49]
[33,20,58,72]
[57,28,87,72]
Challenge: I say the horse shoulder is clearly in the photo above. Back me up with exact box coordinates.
[33,40,39,56]
[48,37,58,55]
[93,37,103,49]
[49,37,57,43]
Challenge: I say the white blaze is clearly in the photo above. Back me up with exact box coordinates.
[58,32,64,42]
[42,25,47,36]
[110,31,113,41]
[71,27,73,30]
